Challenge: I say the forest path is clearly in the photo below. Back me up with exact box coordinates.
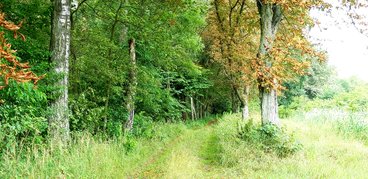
[135,121,225,178]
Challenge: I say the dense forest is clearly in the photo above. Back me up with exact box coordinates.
[1,0,368,178]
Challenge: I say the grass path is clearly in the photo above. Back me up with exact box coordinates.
[134,122,224,178]
[131,116,368,178]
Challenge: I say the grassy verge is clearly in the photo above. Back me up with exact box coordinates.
[0,121,188,178]
[2,112,368,178]
[213,113,368,178]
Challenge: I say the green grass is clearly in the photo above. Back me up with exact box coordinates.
[0,122,187,178]
[1,112,368,178]
[213,113,368,178]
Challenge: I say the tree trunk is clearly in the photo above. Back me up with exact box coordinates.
[256,2,282,126]
[240,86,250,120]
[49,0,71,144]
[260,86,280,126]
[235,86,250,120]
[190,96,196,120]
[124,38,137,132]
[231,89,239,113]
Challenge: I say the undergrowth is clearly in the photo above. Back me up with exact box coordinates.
[237,120,302,158]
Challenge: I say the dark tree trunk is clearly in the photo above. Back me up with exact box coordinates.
[49,0,71,144]
[124,38,137,132]
[256,2,282,126]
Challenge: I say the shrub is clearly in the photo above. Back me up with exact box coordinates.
[0,81,48,153]
[237,121,302,158]
[131,113,155,139]
[69,88,105,134]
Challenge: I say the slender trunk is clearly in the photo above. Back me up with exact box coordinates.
[240,86,250,120]
[49,0,71,144]
[190,97,196,120]
[103,84,110,132]
[124,38,137,131]
[235,86,250,120]
[256,2,282,126]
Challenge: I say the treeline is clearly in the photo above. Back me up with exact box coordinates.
[0,0,359,149]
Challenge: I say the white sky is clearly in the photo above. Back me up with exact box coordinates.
[308,3,368,82]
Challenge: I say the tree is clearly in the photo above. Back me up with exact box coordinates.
[124,38,137,131]
[279,58,333,106]
[203,0,258,120]
[254,0,327,126]
[0,12,41,90]
[49,0,71,143]
[255,1,283,126]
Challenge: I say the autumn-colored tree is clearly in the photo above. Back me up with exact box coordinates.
[0,12,41,90]
[204,0,326,124]
[203,0,259,120]
[254,0,327,126]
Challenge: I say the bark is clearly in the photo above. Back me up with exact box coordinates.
[260,86,279,126]
[256,2,282,126]
[49,0,71,144]
[124,38,137,131]
[231,88,240,113]
[240,86,250,120]
[234,86,250,120]
[190,97,197,120]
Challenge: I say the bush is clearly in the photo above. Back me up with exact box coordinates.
[0,81,48,153]
[69,88,105,134]
[237,120,302,158]
[131,113,155,139]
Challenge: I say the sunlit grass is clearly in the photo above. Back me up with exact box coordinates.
[0,122,187,178]
[1,111,368,178]
[213,113,368,178]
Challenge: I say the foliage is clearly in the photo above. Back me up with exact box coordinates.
[0,10,46,153]
[0,81,48,153]
[279,58,332,106]
[69,0,209,127]
[0,12,42,89]
[279,79,368,118]
[237,120,302,157]
[69,88,105,134]
[203,0,258,90]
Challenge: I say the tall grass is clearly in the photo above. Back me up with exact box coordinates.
[292,108,368,144]
[0,122,187,178]
[2,111,368,178]
[212,113,368,178]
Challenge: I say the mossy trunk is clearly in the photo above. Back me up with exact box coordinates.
[49,0,71,144]
[256,2,282,126]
